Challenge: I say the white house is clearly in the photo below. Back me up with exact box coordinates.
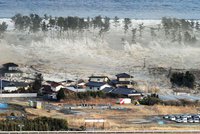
[51,84,65,92]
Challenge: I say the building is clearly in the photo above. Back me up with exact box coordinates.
[112,73,135,88]
[65,86,86,92]
[49,82,64,92]
[104,87,142,98]
[1,63,23,78]
[88,76,110,83]
[45,81,66,92]
[86,76,111,91]
[0,80,29,92]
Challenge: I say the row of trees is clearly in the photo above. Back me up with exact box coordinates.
[139,94,200,106]
[56,89,125,101]
[0,117,68,131]
[161,17,198,43]
[1,14,199,45]
[170,71,195,88]
[11,14,111,34]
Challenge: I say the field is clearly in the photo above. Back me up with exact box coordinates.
[16,98,200,131]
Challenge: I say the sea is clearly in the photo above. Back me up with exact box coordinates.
[0,0,200,19]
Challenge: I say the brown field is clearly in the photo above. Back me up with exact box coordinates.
[21,98,200,131]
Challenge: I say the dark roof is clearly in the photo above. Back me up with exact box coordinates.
[111,80,132,85]
[3,70,23,74]
[0,80,29,88]
[102,87,114,93]
[60,80,74,83]
[85,81,107,87]
[3,63,18,68]
[89,76,109,79]
[116,73,133,78]
[51,82,62,88]
[111,87,141,96]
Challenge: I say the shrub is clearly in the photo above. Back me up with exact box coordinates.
[139,95,163,105]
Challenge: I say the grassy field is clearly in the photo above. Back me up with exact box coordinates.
[23,100,200,131]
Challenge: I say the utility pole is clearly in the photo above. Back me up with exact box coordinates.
[76,73,78,92]
[143,57,146,68]
[129,69,131,85]
[0,75,2,100]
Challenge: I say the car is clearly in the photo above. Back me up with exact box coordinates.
[169,116,176,121]
[182,118,187,123]
[187,114,192,118]
[188,118,194,123]
[176,119,183,123]
[193,118,200,123]
[196,114,200,118]
[175,115,181,118]
[181,115,187,119]
[163,115,169,119]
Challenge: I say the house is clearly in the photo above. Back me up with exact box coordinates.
[0,80,29,92]
[60,80,75,86]
[112,73,135,88]
[1,63,23,78]
[102,87,114,93]
[50,82,64,92]
[3,63,19,71]
[65,86,86,92]
[86,81,111,91]
[46,81,65,92]
[86,75,111,91]
[110,87,142,98]
[88,76,110,83]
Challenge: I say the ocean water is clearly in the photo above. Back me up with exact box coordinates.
[0,0,200,19]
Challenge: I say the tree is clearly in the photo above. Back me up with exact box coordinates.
[29,14,42,32]
[138,23,144,37]
[32,73,43,91]
[124,18,131,34]
[184,31,192,43]
[41,21,48,32]
[49,17,56,28]
[12,13,24,30]
[0,22,8,35]
[170,71,195,88]
[93,15,103,29]
[139,95,162,105]
[150,27,156,39]
[114,16,119,27]
[131,28,137,44]
[57,17,65,34]
[178,32,182,44]
[183,71,195,88]
[195,22,200,30]
[57,88,66,101]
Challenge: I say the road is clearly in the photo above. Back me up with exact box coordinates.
[1,130,200,134]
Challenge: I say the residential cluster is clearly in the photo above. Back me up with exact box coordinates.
[0,62,143,100]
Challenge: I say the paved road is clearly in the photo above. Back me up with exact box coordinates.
[1,130,200,134]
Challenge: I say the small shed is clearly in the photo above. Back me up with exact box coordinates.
[116,98,131,104]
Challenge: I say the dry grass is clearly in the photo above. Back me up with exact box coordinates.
[24,103,200,131]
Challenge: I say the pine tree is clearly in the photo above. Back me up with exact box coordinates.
[56,88,66,101]
[0,22,8,36]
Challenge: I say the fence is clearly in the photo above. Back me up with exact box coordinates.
[0,130,200,134]
[0,93,37,98]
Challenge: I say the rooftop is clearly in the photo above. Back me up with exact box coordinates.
[116,73,133,78]
[89,76,109,79]
[111,87,142,96]
[3,63,18,68]
[86,81,107,87]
